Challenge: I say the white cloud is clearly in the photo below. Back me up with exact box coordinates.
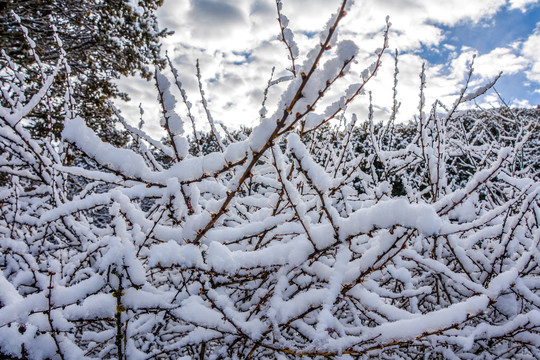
[509,0,539,11]
[422,0,506,24]
[521,29,540,82]
[445,46,529,80]
[187,1,247,41]
[475,47,529,77]
[512,98,533,107]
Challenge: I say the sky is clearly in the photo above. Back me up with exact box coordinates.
[117,0,540,137]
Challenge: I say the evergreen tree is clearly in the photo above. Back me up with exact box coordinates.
[0,0,169,144]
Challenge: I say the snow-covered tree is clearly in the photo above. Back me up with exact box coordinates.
[1,1,539,359]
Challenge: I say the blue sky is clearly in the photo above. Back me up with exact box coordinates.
[118,0,540,135]
[419,2,539,107]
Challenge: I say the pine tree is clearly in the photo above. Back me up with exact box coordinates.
[0,0,169,144]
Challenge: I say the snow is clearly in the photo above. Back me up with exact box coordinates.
[365,295,490,343]
[0,272,23,306]
[337,40,358,62]
[63,293,115,319]
[62,117,151,179]
[248,117,275,153]
[339,198,443,238]
[175,295,237,333]
[207,235,313,273]
[62,116,251,185]
[288,133,332,191]
[348,285,417,321]
[148,242,204,268]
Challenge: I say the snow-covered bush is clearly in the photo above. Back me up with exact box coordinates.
[1,1,539,359]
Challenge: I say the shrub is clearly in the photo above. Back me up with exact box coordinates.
[0,1,539,359]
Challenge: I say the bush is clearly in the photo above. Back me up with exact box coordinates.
[1,1,539,359]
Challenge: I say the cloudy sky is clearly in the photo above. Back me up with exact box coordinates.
[117,0,540,137]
